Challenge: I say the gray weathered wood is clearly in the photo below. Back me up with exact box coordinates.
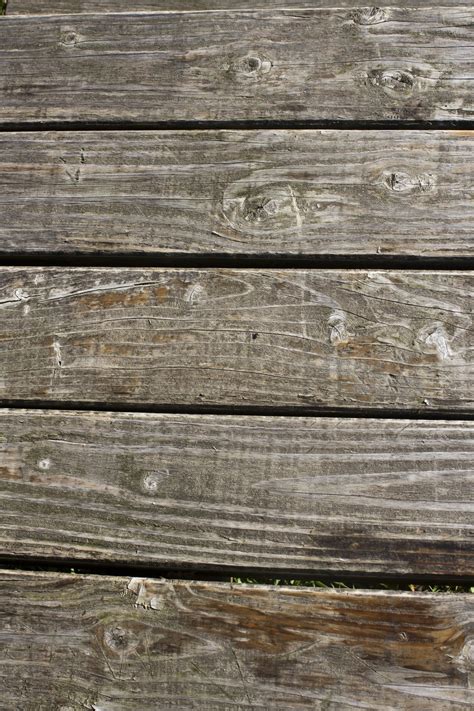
[1,8,473,124]
[1,268,472,412]
[6,0,468,13]
[1,410,473,576]
[1,130,473,259]
[1,571,473,709]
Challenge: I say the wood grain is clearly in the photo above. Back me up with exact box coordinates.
[6,0,467,13]
[2,130,473,259]
[1,410,473,576]
[1,570,473,710]
[1,8,473,125]
[1,268,472,412]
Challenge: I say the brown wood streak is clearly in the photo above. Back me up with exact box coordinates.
[0,411,473,576]
[0,130,473,258]
[0,7,473,123]
[0,268,472,412]
[5,0,470,13]
[0,571,473,709]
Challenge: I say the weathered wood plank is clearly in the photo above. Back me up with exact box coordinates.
[1,410,473,576]
[1,571,473,709]
[2,130,473,259]
[1,8,473,125]
[6,0,468,14]
[1,268,472,412]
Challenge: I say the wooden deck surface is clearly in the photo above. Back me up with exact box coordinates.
[1,130,473,260]
[1,570,473,710]
[2,268,472,411]
[1,410,473,576]
[0,2,472,709]
[1,8,473,125]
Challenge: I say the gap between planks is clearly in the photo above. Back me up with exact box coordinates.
[1,256,473,271]
[0,559,472,588]
[1,401,474,420]
[2,121,474,131]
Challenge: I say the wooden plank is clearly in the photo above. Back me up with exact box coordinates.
[1,571,473,709]
[6,0,468,14]
[2,130,473,259]
[1,410,473,576]
[1,8,473,125]
[1,268,472,412]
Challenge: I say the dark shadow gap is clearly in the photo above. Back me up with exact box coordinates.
[1,119,474,132]
[0,557,472,590]
[1,400,473,420]
[2,253,473,270]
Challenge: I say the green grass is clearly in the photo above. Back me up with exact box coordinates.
[1,1,6,16]
[230,577,474,593]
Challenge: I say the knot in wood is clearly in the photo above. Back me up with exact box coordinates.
[142,469,170,493]
[228,54,272,80]
[417,323,454,361]
[244,194,280,224]
[60,30,78,48]
[367,68,415,99]
[14,288,29,302]
[328,310,352,346]
[383,170,435,195]
[185,284,206,306]
[455,639,474,673]
[352,7,388,25]
[222,183,301,235]
[102,625,139,657]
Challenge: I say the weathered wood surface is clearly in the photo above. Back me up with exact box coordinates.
[6,0,468,13]
[1,571,473,710]
[2,130,473,259]
[1,268,472,412]
[1,410,473,576]
[1,8,473,125]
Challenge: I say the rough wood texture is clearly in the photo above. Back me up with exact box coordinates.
[6,0,467,13]
[1,571,473,709]
[1,410,473,576]
[2,130,473,259]
[1,8,473,125]
[1,268,472,412]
